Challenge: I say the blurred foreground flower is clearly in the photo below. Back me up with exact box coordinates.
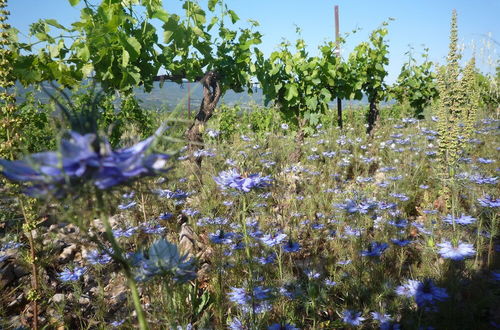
[0,125,170,198]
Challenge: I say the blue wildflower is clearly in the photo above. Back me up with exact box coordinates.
[58,266,87,282]
[437,241,475,260]
[282,240,301,253]
[118,201,137,210]
[360,242,389,257]
[0,126,170,197]
[268,323,298,330]
[209,230,235,244]
[261,233,287,247]
[342,310,365,326]
[477,195,500,208]
[86,249,113,265]
[214,169,272,192]
[442,214,476,225]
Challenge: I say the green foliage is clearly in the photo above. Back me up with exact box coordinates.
[16,92,56,153]
[392,48,438,118]
[254,37,331,133]
[349,21,392,132]
[159,0,262,94]
[13,0,163,93]
[475,65,500,111]
[215,103,238,140]
[350,22,391,104]
[245,104,281,135]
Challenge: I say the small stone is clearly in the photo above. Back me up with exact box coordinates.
[51,293,65,304]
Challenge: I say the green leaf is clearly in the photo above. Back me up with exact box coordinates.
[45,19,65,30]
[151,9,169,23]
[68,0,80,6]
[208,0,218,11]
[124,36,141,60]
[122,49,130,67]
[77,45,90,62]
[285,84,298,101]
[227,10,239,24]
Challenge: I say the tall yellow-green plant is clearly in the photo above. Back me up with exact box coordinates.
[0,0,19,160]
[461,57,480,143]
[437,10,462,172]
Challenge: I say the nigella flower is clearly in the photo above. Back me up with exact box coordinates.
[396,279,448,307]
[228,286,272,314]
[477,195,500,208]
[142,223,165,234]
[491,271,500,281]
[305,269,321,280]
[110,319,125,327]
[1,241,23,251]
[437,241,475,260]
[86,249,113,265]
[256,252,276,265]
[390,193,409,201]
[0,125,170,197]
[268,323,298,330]
[324,279,337,286]
[214,169,272,193]
[371,312,392,324]
[414,279,449,307]
[112,226,137,238]
[391,238,412,247]
[282,240,301,253]
[442,214,476,225]
[360,242,389,257]
[209,230,235,244]
[477,157,495,164]
[395,279,420,297]
[58,266,87,282]
[337,259,352,265]
[158,212,173,220]
[118,201,137,210]
[342,310,365,326]
[261,232,287,247]
[281,123,289,130]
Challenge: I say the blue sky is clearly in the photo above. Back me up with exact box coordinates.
[8,0,500,83]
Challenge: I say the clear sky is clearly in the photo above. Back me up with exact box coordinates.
[8,0,500,84]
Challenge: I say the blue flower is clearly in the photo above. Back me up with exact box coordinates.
[342,310,365,326]
[477,195,500,208]
[58,266,87,282]
[391,238,412,247]
[396,279,448,307]
[86,249,112,265]
[261,233,287,247]
[228,286,272,314]
[118,201,137,210]
[268,323,298,330]
[282,240,301,253]
[442,214,476,225]
[209,230,235,244]
[360,242,389,257]
[414,279,449,307]
[437,241,475,260]
[0,126,170,197]
[214,169,272,192]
